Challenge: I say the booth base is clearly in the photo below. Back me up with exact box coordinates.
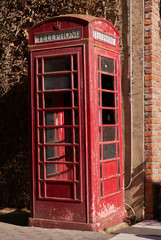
[29,210,126,232]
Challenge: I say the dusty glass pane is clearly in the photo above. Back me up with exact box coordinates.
[115,60,117,74]
[40,183,44,197]
[117,127,119,140]
[102,92,115,107]
[102,74,114,90]
[65,128,73,143]
[44,55,71,72]
[101,56,114,73]
[103,144,116,160]
[44,74,71,90]
[39,129,43,143]
[74,109,78,125]
[75,165,80,181]
[99,91,101,107]
[45,92,72,108]
[38,58,42,73]
[98,55,100,70]
[46,164,56,178]
[39,146,43,162]
[73,55,77,70]
[75,146,79,162]
[100,163,102,179]
[38,94,42,108]
[45,110,72,126]
[102,109,115,124]
[98,73,100,88]
[39,111,43,126]
[40,164,44,179]
[74,91,78,107]
[118,160,120,174]
[117,143,120,157]
[99,109,101,125]
[76,183,80,200]
[115,77,118,91]
[99,127,101,142]
[46,164,73,180]
[73,73,77,88]
[38,76,42,91]
[45,129,55,143]
[101,182,103,197]
[46,146,56,160]
[103,127,116,142]
[75,128,79,143]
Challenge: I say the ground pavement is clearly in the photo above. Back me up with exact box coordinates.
[0,209,161,240]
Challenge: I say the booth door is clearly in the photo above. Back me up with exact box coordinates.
[31,47,86,222]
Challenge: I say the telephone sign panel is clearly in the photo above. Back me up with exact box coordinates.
[28,14,125,231]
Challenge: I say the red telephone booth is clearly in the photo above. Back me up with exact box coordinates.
[28,14,125,231]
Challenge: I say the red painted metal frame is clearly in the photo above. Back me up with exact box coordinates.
[28,14,126,231]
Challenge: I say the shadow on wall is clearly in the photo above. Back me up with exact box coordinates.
[0,79,30,209]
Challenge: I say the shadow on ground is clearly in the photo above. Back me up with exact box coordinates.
[0,209,30,226]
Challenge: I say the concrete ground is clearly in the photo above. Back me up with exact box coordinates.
[0,209,161,239]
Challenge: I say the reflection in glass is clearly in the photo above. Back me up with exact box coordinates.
[46,164,73,180]
[103,144,116,160]
[45,92,72,108]
[44,74,71,90]
[46,146,56,160]
[99,109,101,125]
[102,92,115,107]
[46,164,56,178]
[44,55,71,72]
[103,127,116,142]
[46,129,55,143]
[101,56,114,74]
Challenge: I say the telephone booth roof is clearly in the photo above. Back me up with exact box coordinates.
[28,14,119,48]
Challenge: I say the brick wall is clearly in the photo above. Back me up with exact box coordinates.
[144,0,161,219]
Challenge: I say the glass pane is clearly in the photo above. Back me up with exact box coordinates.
[38,76,42,91]
[73,73,78,88]
[101,56,114,73]
[40,183,44,197]
[39,111,43,126]
[103,127,116,142]
[44,55,71,72]
[102,74,114,90]
[100,145,102,160]
[74,109,78,125]
[65,128,73,143]
[102,109,115,124]
[46,146,56,160]
[103,144,116,160]
[45,92,72,108]
[75,146,79,162]
[39,146,43,162]
[98,73,100,88]
[100,163,102,178]
[118,176,121,191]
[65,146,73,162]
[38,58,42,73]
[118,143,120,157]
[74,91,78,107]
[115,60,117,74]
[75,165,80,180]
[38,94,42,108]
[75,128,79,143]
[39,129,43,143]
[46,129,55,143]
[44,74,71,90]
[116,94,118,108]
[118,160,120,174]
[40,164,44,179]
[99,91,101,106]
[99,127,101,142]
[76,183,80,200]
[45,110,72,126]
[101,182,103,197]
[102,92,115,107]
[115,77,118,91]
[117,127,119,140]
[116,110,118,124]
[46,164,73,180]
[99,109,101,125]
[73,55,77,70]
